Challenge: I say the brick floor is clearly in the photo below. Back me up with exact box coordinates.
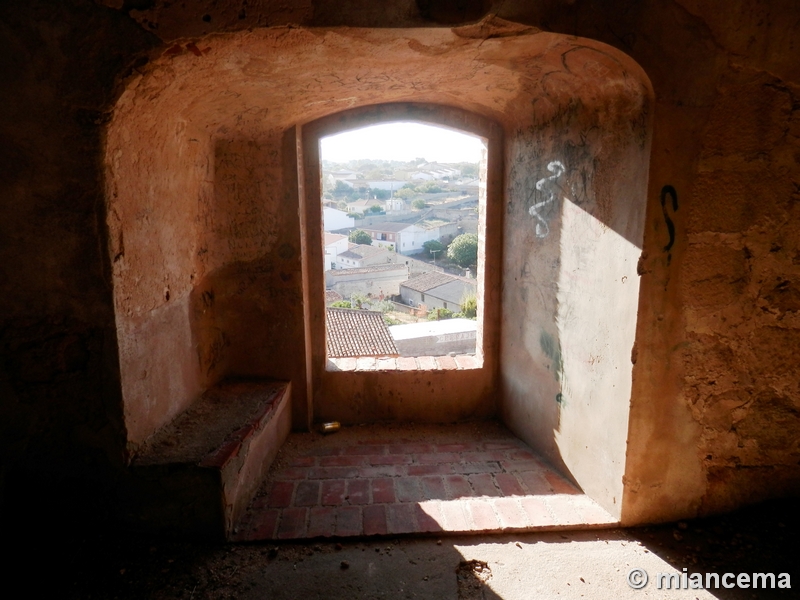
[233,423,618,541]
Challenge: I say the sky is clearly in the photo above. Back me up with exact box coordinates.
[320,122,485,164]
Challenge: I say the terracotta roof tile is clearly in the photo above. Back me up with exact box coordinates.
[325,289,343,304]
[326,308,399,358]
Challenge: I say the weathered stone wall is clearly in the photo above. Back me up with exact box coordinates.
[499,45,653,518]
[1,0,798,527]
[0,0,159,517]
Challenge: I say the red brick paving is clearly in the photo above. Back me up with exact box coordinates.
[371,478,396,504]
[440,500,470,531]
[363,504,388,535]
[276,507,307,539]
[468,473,501,496]
[335,506,362,536]
[307,506,336,538]
[495,472,526,496]
[266,481,294,508]
[234,424,617,541]
[387,502,416,534]
[414,502,445,533]
[345,479,370,505]
[445,474,474,499]
[321,479,345,505]
[467,499,501,530]
[435,355,458,370]
[294,480,320,506]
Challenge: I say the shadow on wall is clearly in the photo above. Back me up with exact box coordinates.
[499,43,653,520]
[105,24,652,522]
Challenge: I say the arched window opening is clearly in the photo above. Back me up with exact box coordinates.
[318,121,486,370]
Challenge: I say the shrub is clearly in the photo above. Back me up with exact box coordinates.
[427,307,454,321]
[348,229,372,245]
[460,293,477,319]
[411,198,428,210]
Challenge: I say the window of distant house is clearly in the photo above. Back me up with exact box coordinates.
[318,120,486,370]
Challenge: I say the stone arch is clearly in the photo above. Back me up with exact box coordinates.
[105,21,652,517]
[296,102,504,421]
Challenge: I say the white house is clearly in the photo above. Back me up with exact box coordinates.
[335,244,394,269]
[325,263,409,298]
[347,198,383,213]
[324,233,349,271]
[323,207,355,232]
[386,197,406,212]
[399,271,476,311]
[359,222,447,255]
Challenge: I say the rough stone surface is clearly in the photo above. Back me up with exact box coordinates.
[1,0,799,535]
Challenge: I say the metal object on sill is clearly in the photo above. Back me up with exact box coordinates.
[320,421,340,434]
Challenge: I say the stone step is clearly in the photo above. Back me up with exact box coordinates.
[127,380,291,539]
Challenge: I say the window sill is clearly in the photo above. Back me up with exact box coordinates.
[327,355,482,372]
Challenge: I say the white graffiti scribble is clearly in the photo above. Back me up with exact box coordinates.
[529,161,566,238]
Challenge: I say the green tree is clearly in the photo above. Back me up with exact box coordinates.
[447,233,478,268]
[350,293,368,309]
[336,201,348,211]
[418,182,443,194]
[395,188,414,200]
[372,188,391,200]
[332,180,353,197]
[369,204,383,213]
[330,300,352,308]
[411,198,428,210]
[457,162,479,178]
[348,229,373,245]
[423,240,445,257]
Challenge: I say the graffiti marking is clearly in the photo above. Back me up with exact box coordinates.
[660,185,678,265]
[529,161,567,238]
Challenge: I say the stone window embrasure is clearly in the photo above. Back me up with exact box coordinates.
[299,104,502,374]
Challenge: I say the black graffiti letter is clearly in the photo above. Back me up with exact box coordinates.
[660,185,678,253]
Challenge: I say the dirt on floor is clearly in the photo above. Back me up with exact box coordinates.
[7,495,797,599]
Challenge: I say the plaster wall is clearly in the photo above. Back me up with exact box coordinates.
[106,25,652,516]
[2,0,799,530]
[499,54,652,517]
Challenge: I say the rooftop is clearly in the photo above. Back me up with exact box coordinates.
[360,222,414,233]
[418,218,451,229]
[338,244,391,261]
[326,308,399,358]
[389,318,478,341]
[400,271,469,293]
[324,289,343,304]
[324,233,347,246]
[326,263,406,277]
